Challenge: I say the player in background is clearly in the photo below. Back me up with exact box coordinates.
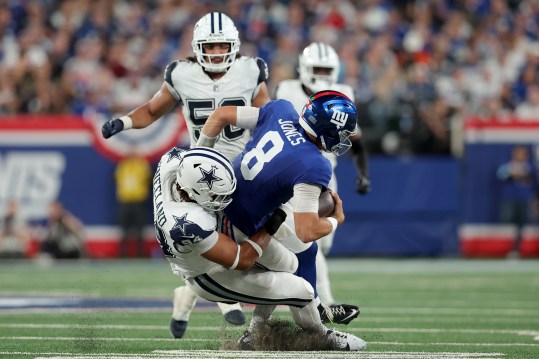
[153,146,366,351]
[275,42,370,307]
[101,12,271,337]
[197,90,363,333]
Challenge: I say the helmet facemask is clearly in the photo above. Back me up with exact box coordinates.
[299,42,340,92]
[320,125,358,156]
[192,12,240,73]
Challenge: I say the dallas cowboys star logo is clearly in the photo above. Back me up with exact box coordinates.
[197,166,222,189]
[171,214,194,235]
[167,147,183,162]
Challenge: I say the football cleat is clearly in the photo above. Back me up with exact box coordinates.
[319,303,360,325]
[237,330,255,350]
[223,309,246,325]
[169,319,188,339]
[326,329,367,351]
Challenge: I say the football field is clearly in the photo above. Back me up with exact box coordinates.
[0,258,538,359]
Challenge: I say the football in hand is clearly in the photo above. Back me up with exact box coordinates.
[318,189,336,217]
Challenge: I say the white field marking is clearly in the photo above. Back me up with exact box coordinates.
[0,307,176,314]
[4,313,535,325]
[3,323,538,337]
[327,258,539,273]
[154,351,504,358]
[0,351,506,359]
[1,305,538,316]
[358,317,539,324]
[154,351,506,359]
[2,336,538,347]
[364,307,539,316]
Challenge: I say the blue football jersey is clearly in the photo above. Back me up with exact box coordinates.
[224,99,332,236]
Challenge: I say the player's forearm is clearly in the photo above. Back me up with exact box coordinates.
[235,230,272,270]
[126,102,169,129]
[294,213,335,243]
[123,84,176,129]
[200,107,238,138]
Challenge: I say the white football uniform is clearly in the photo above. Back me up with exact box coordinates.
[164,56,268,161]
[153,148,222,279]
[153,148,310,306]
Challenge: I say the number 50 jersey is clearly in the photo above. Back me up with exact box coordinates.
[164,56,268,161]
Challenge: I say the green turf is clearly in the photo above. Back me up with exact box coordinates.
[0,258,538,358]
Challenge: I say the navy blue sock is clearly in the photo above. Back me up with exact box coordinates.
[294,242,318,297]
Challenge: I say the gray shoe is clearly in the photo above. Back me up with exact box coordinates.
[224,309,246,325]
[169,319,188,339]
[237,330,255,350]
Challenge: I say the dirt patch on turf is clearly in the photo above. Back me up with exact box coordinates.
[221,317,334,351]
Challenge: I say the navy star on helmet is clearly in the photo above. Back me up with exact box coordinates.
[176,147,237,211]
[197,165,222,190]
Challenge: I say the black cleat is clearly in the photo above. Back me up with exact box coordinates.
[319,304,360,325]
[223,309,246,325]
[169,319,188,339]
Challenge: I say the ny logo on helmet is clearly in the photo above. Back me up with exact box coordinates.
[330,109,349,129]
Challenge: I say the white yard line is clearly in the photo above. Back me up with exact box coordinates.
[1,306,539,316]
[1,336,538,347]
[1,350,507,359]
[2,323,538,337]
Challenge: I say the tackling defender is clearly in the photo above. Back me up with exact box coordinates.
[275,42,371,307]
[101,12,271,336]
[154,146,366,351]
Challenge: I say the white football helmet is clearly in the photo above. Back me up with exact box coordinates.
[176,147,237,211]
[192,12,240,73]
[299,42,340,92]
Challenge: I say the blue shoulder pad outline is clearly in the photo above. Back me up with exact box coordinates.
[256,57,269,84]
[164,61,178,86]
[169,214,214,246]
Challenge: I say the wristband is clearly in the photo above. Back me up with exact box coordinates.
[120,115,133,130]
[197,132,218,148]
[327,217,338,233]
[244,239,263,257]
[264,208,287,236]
[229,244,241,270]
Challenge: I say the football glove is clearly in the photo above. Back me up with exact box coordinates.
[264,208,287,236]
[355,176,371,195]
[101,118,124,139]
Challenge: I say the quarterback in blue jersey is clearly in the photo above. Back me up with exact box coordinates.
[197,90,361,325]
[226,100,332,237]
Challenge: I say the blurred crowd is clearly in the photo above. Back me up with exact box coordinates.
[1,0,539,155]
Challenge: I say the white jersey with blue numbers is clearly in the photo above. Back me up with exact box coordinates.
[275,79,355,171]
[153,147,221,279]
[224,99,332,236]
[164,56,269,161]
